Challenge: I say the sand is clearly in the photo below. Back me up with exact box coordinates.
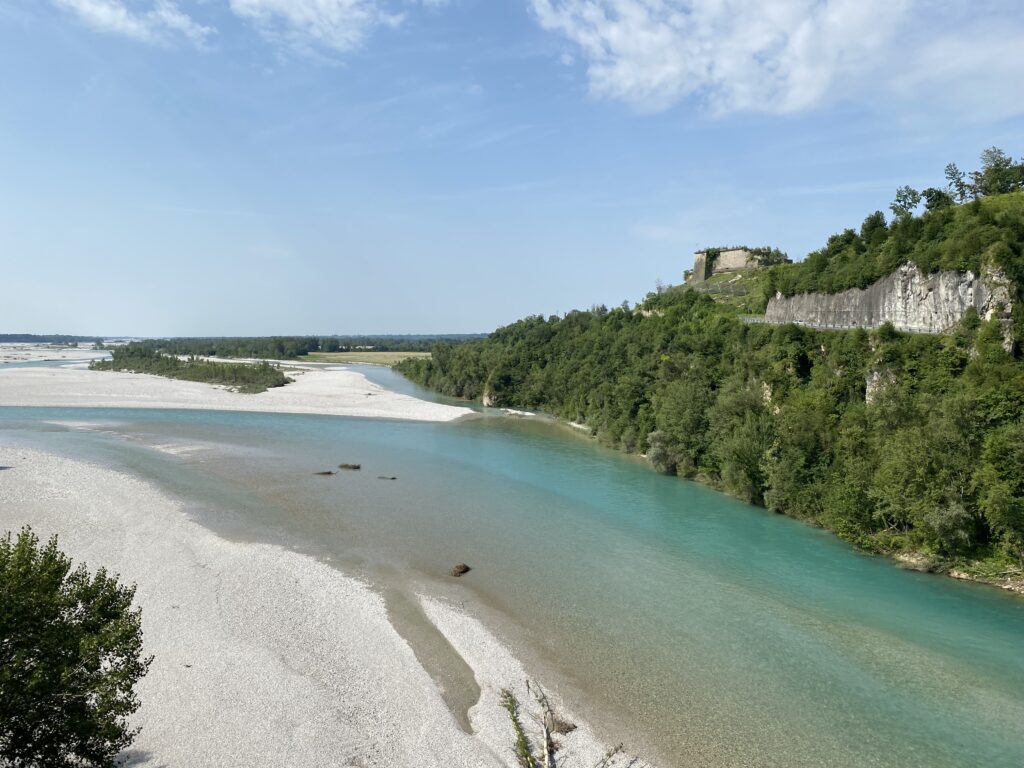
[0,365,471,422]
[0,447,617,767]
[0,342,108,365]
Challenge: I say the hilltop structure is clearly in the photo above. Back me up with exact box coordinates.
[687,247,758,284]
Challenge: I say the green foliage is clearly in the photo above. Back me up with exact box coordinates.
[398,244,1024,568]
[91,344,291,393]
[129,335,483,360]
[974,421,1024,565]
[770,149,1024,299]
[399,152,1024,573]
[890,185,922,220]
[0,528,151,768]
[499,690,538,768]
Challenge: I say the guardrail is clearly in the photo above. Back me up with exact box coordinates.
[738,316,940,334]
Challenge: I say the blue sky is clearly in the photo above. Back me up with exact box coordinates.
[2,0,1023,336]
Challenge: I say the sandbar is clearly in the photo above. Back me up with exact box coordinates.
[0,447,612,767]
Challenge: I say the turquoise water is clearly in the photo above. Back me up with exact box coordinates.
[0,357,106,369]
[1,385,1022,766]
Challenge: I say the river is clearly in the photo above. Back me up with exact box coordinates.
[1,365,1022,767]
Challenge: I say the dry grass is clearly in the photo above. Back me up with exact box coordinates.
[304,351,431,366]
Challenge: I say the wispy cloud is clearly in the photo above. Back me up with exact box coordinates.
[228,0,445,55]
[529,0,1024,117]
[53,0,214,47]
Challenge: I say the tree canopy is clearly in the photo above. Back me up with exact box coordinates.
[1,528,151,768]
[768,149,1024,304]
[398,165,1024,580]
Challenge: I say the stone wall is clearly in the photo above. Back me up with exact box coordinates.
[689,248,756,284]
[764,263,1013,333]
[691,252,711,283]
[715,248,756,273]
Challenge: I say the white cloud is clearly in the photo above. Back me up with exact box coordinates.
[228,0,406,53]
[53,0,214,46]
[529,0,1024,116]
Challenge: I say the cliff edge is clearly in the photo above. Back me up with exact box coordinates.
[764,263,1013,334]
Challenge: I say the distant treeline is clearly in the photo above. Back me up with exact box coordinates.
[129,335,483,359]
[0,334,103,345]
[91,344,290,393]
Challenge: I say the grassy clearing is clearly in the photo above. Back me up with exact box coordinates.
[304,351,432,366]
[689,268,772,314]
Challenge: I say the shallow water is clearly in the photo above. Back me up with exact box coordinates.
[1,372,1022,767]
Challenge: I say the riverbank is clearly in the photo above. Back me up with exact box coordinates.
[0,342,108,365]
[0,446,616,767]
[0,365,471,422]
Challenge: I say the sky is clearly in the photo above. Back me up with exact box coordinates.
[1,0,1023,336]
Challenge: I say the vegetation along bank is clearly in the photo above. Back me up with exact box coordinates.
[91,344,291,393]
[397,149,1024,593]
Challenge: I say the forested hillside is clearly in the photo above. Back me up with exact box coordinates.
[768,149,1024,304]
[398,158,1024,586]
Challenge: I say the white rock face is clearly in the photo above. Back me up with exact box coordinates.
[765,264,1013,333]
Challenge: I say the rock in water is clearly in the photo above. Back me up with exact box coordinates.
[338,463,361,470]
[450,563,471,577]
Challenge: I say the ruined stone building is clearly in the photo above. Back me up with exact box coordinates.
[688,248,759,284]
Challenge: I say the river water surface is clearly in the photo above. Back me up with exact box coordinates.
[1,366,1022,767]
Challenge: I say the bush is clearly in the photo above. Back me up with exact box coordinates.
[0,528,152,768]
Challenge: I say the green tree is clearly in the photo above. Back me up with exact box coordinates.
[974,147,1020,196]
[944,162,968,202]
[0,528,152,768]
[975,422,1024,566]
[922,186,954,212]
[890,185,922,220]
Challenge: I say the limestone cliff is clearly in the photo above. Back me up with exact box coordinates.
[764,263,1013,334]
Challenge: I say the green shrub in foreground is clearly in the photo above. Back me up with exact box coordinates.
[0,528,152,768]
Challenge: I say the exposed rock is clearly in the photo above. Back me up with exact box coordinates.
[765,263,1014,334]
[894,551,937,572]
[865,367,896,404]
[450,563,472,577]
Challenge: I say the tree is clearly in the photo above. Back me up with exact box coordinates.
[944,162,968,202]
[975,422,1024,566]
[0,528,152,768]
[890,185,922,220]
[922,186,954,212]
[975,146,1020,196]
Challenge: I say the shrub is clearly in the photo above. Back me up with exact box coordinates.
[0,528,152,768]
